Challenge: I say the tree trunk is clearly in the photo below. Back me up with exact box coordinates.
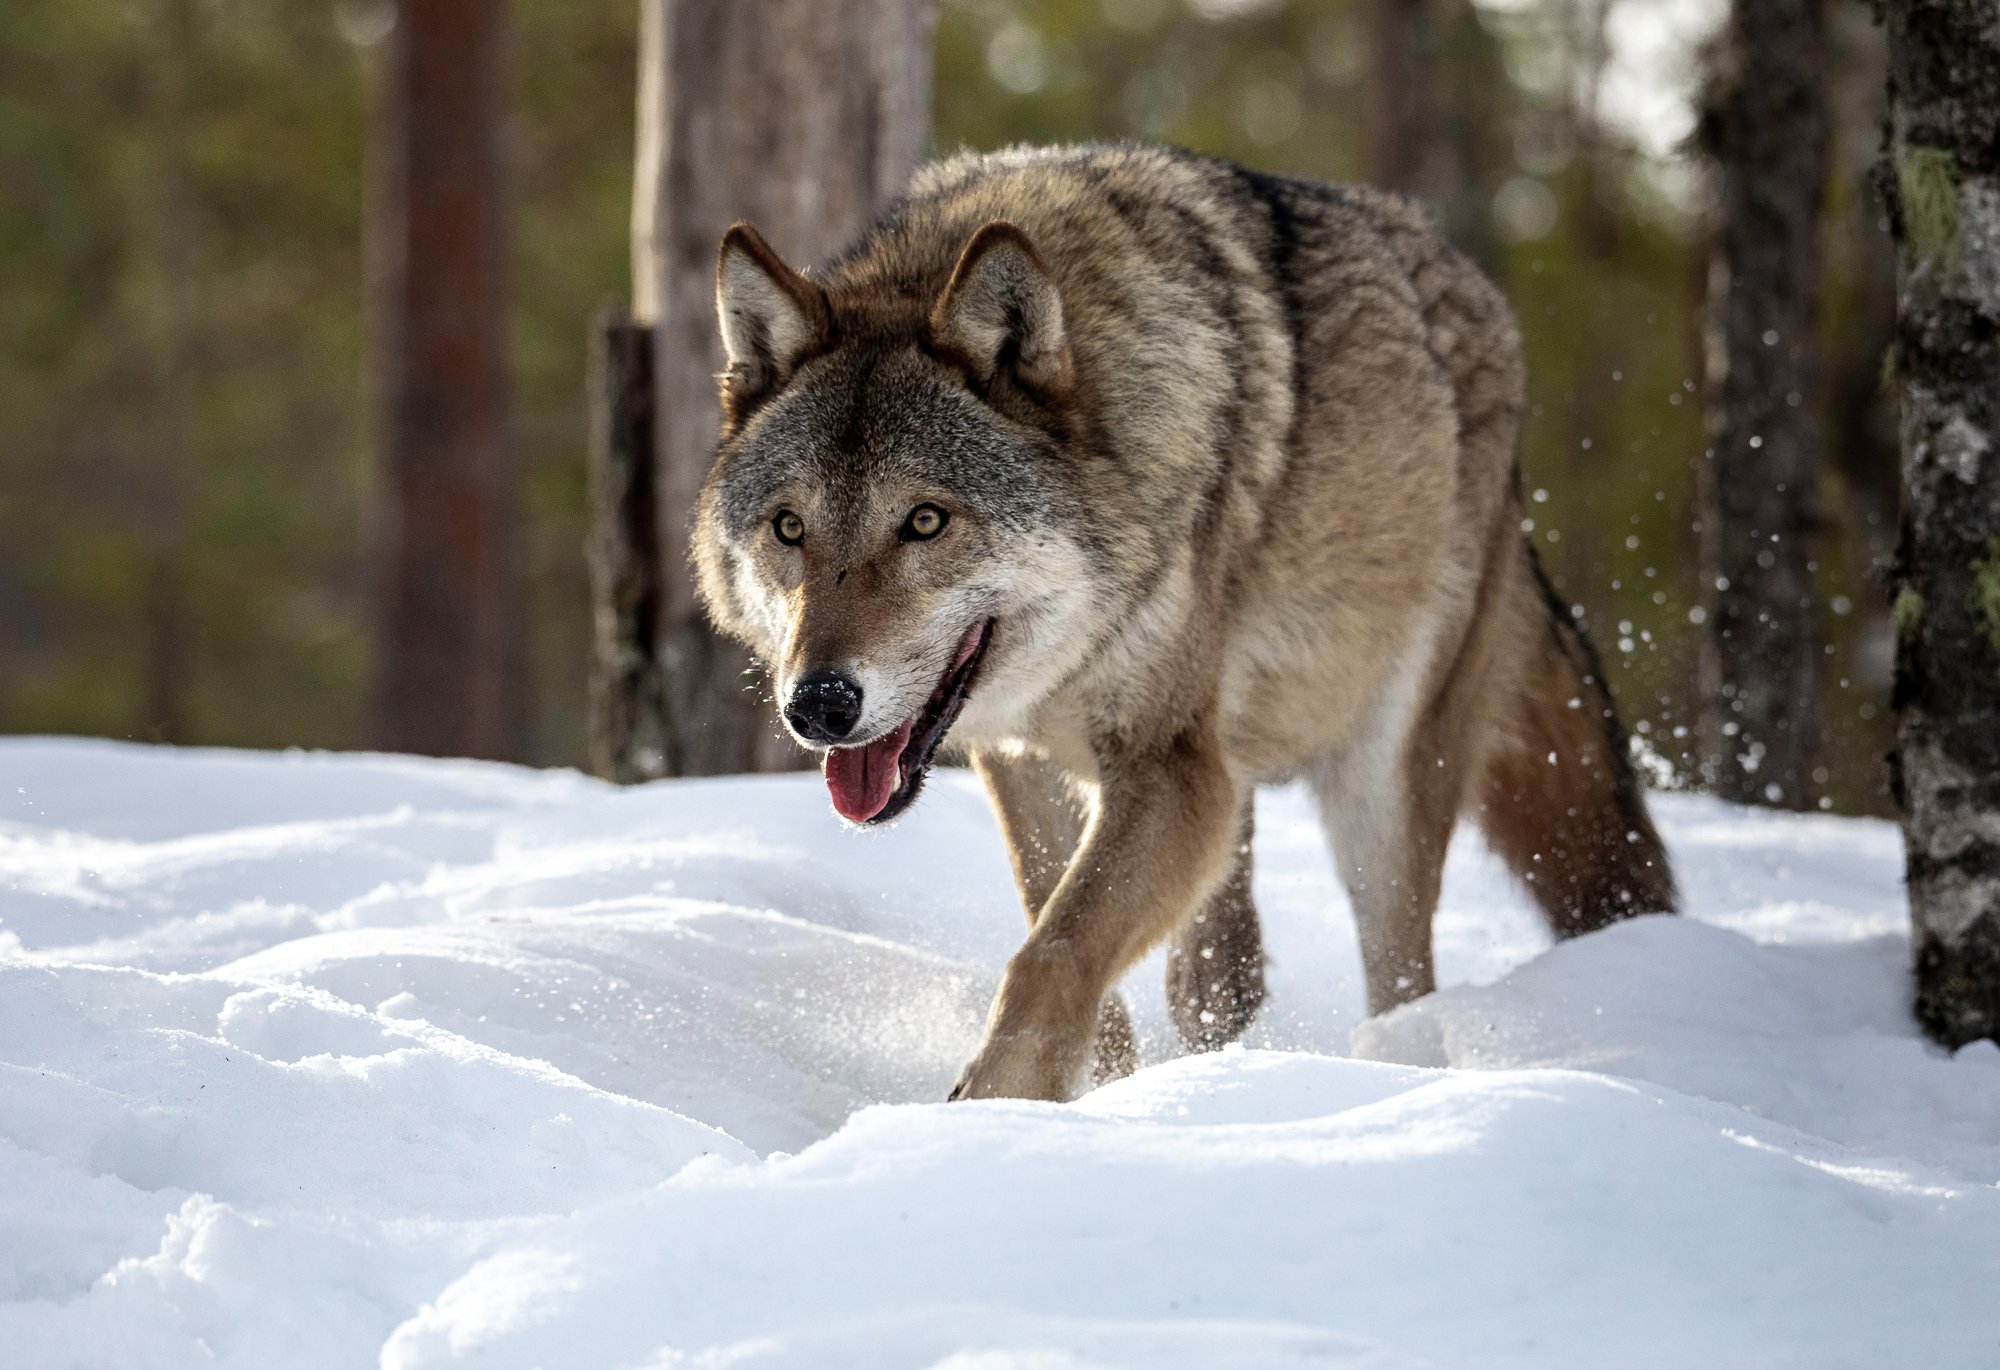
[631,0,934,776]
[367,0,521,760]
[1362,0,1426,199]
[1553,0,1619,599]
[138,0,198,744]
[1695,0,1829,809]
[1821,7,1899,809]
[586,311,667,784]
[1361,0,1495,267]
[1880,0,2000,1045]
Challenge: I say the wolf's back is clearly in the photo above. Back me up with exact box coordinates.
[818,146,1528,598]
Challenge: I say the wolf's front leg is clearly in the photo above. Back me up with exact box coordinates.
[952,735,1243,1101]
[970,745,1137,1085]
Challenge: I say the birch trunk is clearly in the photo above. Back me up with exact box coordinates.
[1881,0,2000,1044]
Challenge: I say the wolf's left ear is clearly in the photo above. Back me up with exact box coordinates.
[716,224,828,408]
[930,222,1072,396]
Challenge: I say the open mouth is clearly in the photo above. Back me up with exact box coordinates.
[822,619,994,826]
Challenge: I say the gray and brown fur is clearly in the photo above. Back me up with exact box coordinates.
[693,144,1676,1101]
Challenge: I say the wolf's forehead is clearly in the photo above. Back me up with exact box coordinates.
[722,349,990,506]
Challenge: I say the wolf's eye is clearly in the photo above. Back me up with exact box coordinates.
[902,504,948,541]
[773,511,805,546]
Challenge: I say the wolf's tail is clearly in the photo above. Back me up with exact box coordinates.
[1475,543,1677,935]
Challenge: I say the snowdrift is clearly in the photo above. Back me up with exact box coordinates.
[3,737,1996,1367]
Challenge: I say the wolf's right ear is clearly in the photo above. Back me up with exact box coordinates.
[931,222,1072,397]
[716,224,828,414]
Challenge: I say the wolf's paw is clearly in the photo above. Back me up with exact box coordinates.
[946,1032,1085,1102]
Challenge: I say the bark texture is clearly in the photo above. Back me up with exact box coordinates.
[1880,0,2000,1045]
[630,0,934,775]
[586,313,667,784]
[368,0,520,759]
[1696,0,1830,809]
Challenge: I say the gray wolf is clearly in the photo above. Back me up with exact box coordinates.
[692,143,1676,1101]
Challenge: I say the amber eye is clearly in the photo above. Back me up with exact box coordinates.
[902,504,948,541]
[773,510,804,546]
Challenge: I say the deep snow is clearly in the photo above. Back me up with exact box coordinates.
[2,737,1995,1368]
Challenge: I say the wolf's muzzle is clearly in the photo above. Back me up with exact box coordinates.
[784,670,864,744]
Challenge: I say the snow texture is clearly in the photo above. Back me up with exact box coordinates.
[3,736,1996,1368]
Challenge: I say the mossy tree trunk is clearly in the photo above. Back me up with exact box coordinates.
[1695,0,1830,810]
[1881,0,2000,1045]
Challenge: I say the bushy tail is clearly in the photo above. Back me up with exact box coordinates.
[1476,544,1677,936]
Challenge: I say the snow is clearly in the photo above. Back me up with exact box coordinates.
[3,736,1996,1368]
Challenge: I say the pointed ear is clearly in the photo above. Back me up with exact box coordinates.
[930,222,1072,396]
[716,224,828,407]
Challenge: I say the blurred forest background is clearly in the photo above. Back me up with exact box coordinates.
[0,0,1899,813]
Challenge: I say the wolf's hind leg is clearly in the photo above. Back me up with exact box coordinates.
[1165,801,1265,1051]
[1311,630,1489,1022]
[971,746,1137,1085]
[1091,995,1139,1084]
[1314,755,1454,1017]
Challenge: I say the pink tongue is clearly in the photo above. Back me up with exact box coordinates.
[823,720,912,823]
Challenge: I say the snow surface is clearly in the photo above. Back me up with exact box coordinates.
[3,736,1996,1368]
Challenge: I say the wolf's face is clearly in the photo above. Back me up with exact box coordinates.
[694,223,1098,824]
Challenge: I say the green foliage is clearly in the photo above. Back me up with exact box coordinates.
[937,0,1369,182]
[0,0,630,760]
[0,0,370,748]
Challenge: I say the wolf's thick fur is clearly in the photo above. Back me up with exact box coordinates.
[694,145,1676,1100]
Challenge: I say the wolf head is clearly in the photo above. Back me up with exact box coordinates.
[693,221,1100,825]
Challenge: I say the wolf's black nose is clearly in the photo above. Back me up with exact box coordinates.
[785,670,864,743]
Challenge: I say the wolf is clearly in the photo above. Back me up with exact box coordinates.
[692,143,1676,1101]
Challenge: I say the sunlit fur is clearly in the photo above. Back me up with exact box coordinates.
[694,144,1677,1101]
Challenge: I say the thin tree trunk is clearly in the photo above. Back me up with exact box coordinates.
[1696,0,1829,809]
[1362,0,1425,195]
[1823,6,1899,743]
[631,0,934,776]
[1880,0,2000,1045]
[586,311,667,783]
[1361,0,1493,266]
[368,0,520,760]
[138,0,198,744]
[1557,0,1617,596]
